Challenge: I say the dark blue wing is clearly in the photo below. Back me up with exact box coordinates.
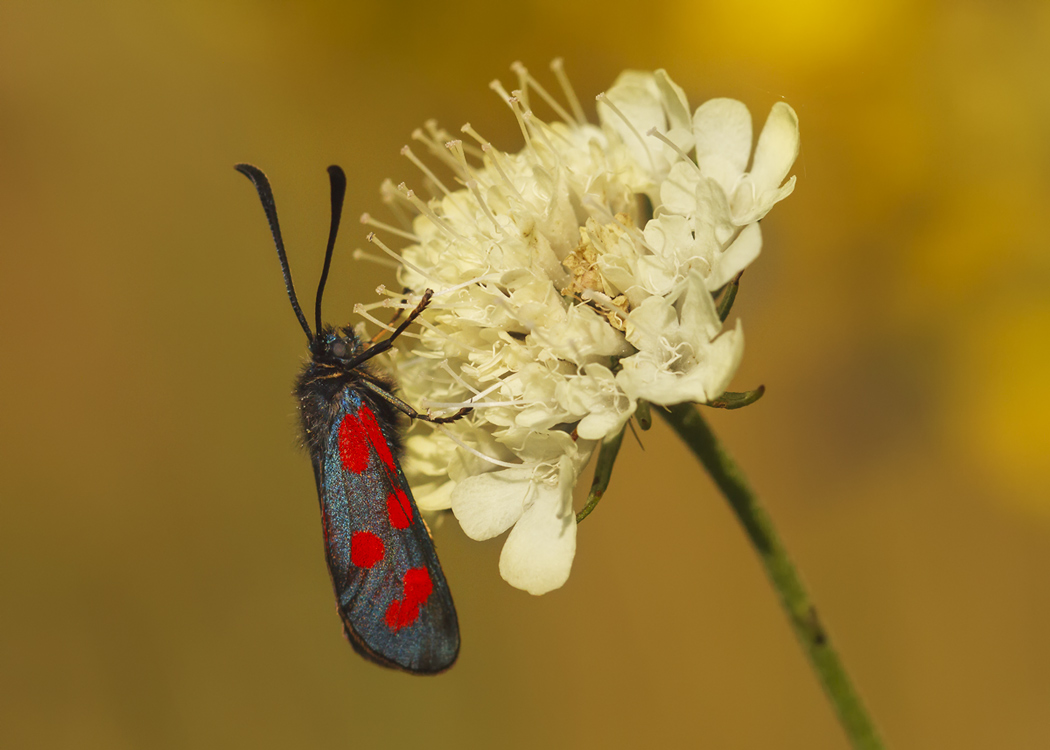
[315,388,459,674]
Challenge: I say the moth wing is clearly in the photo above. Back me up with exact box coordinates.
[314,394,459,674]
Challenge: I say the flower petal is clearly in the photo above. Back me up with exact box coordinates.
[498,456,577,594]
[693,98,752,195]
[451,468,533,540]
[654,69,691,133]
[707,221,763,291]
[602,71,665,168]
[750,102,800,195]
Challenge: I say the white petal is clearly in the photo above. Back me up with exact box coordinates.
[750,102,800,194]
[622,293,678,353]
[412,478,455,512]
[498,456,577,594]
[693,98,752,195]
[577,408,631,441]
[708,221,763,290]
[451,468,532,540]
[679,269,723,342]
[616,272,744,405]
[660,160,702,216]
[655,70,691,131]
[700,319,745,399]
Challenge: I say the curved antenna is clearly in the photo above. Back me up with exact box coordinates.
[315,165,347,335]
[235,163,314,342]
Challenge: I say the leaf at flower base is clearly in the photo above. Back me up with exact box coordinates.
[704,385,766,410]
[716,272,743,322]
[576,427,626,524]
[635,400,652,431]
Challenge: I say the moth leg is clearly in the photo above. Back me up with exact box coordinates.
[346,289,435,369]
[361,378,471,424]
[368,287,413,345]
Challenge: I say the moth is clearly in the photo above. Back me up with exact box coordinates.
[237,164,465,674]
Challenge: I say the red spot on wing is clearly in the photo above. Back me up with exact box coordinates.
[338,413,370,474]
[384,567,434,631]
[359,406,395,471]
[350,531,384,568]
[387,488,412,529]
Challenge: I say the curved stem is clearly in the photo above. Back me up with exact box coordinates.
[659,403,885,750]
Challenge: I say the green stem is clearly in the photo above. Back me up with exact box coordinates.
[659,403,885,750]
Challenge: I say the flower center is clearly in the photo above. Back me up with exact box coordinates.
[560,213,642,331]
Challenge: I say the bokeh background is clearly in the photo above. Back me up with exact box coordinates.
[2,1,1048,748]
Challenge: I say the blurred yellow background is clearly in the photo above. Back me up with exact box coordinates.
[2,1,1048,748]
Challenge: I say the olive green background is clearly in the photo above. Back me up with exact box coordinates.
[2,1,1048,748]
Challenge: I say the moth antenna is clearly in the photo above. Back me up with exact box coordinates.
[235,163,314,343]
[315,165,347,336]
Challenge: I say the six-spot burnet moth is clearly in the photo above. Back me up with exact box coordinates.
[236,163,468,674]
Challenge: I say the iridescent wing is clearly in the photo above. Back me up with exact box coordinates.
[313,389,459,674]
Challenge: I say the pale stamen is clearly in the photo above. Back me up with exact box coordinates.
[354,304,425,341]
[521,110,560,168]
[511,61,576,125]
[399,185,471,245]
[401,145,455,199]
[436,424,522,469]
[489,79,514,105]
[646,127,701,176]
[380,178,415,228]
[550,58,586,125]
[459,122,491,148]
[433,271,501,299]
[445,140,492,192]
[411,128,463,173]
[402,145,474,224]
[438,360,482,396]
[360,212,420,243]
[596,92,656,172]
[480,143,525,202]
[351,248,402,270]
[503,90,534,152]
[466,179,503,235]
[525,111,575,149]
[580,289,629,323]
[366,231,436,282]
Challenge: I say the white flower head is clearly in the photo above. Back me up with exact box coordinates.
[360,61,799,594]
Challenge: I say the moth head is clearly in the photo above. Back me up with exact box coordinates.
[312,325,364,365]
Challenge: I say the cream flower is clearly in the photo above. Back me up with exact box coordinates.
[360,61,799,594]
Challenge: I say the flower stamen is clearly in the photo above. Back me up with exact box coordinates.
[480,144,525,202]
[511,61,576,126]
[549,58,586,125]
[466,179,503,235]
[379,178,415,228]
[436,423,522,469]
[411,127,463,173]
[351,247,402,269]
[646,127,701,176]
[596,92,656,172]
[398,185,472,246]
[401,145,455,201]
[360,212,420,243]
[366,231,436,282]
